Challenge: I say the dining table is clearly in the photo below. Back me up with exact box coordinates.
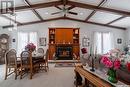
[17,53,45,79]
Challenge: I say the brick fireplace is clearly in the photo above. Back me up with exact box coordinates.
[56,44,73,60]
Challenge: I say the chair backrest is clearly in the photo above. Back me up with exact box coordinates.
[5,49,17,66]
[45,49,49,61]
[37,48,44,54]
[20,51,30,65]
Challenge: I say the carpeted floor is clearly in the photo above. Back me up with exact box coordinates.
[0,64,76,87]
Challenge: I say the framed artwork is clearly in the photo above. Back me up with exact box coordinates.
[82,37,90,47]
[39,37,46,46]
[12,39,15,42]
[117,38,122,44]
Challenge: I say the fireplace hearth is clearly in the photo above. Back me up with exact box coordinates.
[56,44,73,60]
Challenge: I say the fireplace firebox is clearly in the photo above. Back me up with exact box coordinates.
[56,44,73,60]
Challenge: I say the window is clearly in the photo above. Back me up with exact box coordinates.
[17,32,37,56]
[94,32,113,54]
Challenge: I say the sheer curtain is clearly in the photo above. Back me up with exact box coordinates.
[29,32,37,48]
[17,32,28,56]
[103,32,112,54]
[94,32,102,54]
[17,32,37,56]
[94,32,113,54]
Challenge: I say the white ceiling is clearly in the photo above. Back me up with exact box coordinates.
[89,11,122,24]
[14,0,59,7]
[28,0,58,4]
[70,0,103,6]
[67,7,93,20]
[14,0,26,7]
[110,17,130,28]
[103,0,130,12]
[0,16,13,26]
[36,7,63,20]
[0,0,130,28]
[4,10,40,23]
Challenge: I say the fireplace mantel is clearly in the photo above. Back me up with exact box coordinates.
[55,43,73,46]
[48,28,80,60]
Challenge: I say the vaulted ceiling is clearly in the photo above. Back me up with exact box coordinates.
[1,0,130,30]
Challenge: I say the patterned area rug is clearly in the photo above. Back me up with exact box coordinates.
[55,63,75,67]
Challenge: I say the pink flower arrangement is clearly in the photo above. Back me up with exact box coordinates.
[25,43,36,52]
[127,62,130,71]
[101,56,121,70]
[109,48,120,54]
[109,48,122,58]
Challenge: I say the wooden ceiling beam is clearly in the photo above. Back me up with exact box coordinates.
[0,1,62,13]
[106,16,126,25]
[67,1,130,16]
[85,11,96,21]
[62,0,67,6]
[85,0,107,21]
[15,1,62,11]
[0,14,21,24]
[2,17,65,28]
[68,5,75,10]
[65,17,126,30]
[1,0,130,17]
[24,0,44,21]
[55,5,62,10]
[3,16,126,30]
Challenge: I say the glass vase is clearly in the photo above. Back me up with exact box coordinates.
[108,68,118,83]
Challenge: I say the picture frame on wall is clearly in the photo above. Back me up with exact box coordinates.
[39,37,46,46]
[12,39,15,42]
[117,38,122,44]
[82,37,90,47]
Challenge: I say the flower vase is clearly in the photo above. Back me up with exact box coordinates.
[108,68,118,83]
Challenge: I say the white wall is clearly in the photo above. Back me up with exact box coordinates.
[0,20,126,54]
[125,28,130,45]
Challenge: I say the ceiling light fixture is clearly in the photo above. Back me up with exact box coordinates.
[79,12,83,15]
[45,12,49,14]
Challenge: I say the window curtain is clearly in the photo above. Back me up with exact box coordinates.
[17,32,28,56]
[103,32,111,54]
[94,32,113,54]
[94,32,102,54]
[17,32,37,56]
[29,32,37,48]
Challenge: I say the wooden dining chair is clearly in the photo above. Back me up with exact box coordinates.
[43,49,49,71]
[37,48,44,55]
[20,50,40,79]
[20,50,34,79]
[4,49,20,80]
[36,49,49,72]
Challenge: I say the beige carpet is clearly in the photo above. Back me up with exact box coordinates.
[0,64,75,87]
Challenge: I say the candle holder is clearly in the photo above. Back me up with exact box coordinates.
[90,54,95,72]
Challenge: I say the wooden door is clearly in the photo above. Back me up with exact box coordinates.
[55,29,73,43]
